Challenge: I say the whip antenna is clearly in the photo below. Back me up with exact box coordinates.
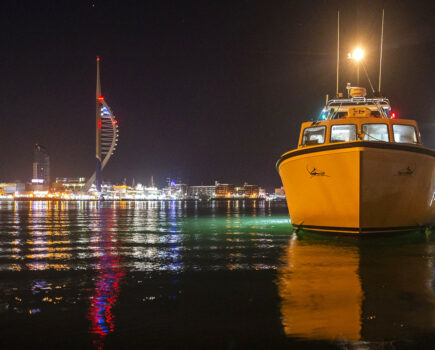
[336,10,340,96]
[378,9,385,94]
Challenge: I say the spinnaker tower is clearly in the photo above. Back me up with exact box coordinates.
[84,57,119,193]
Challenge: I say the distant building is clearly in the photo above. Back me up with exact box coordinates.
[54,177,86,192]
[0,182,25,194]
[188,185,216,198]
[33,144,50,185]
[113,185,129,197]
[259,188,266,198]
[275,187,285,196]
[173,183,188,196]
[215,183,234,198]
[243,183,259,198]
[142,185,160,199]
[234,186,245,197]
[160,182,184,199]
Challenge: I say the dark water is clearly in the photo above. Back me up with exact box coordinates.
[0,200,434,349]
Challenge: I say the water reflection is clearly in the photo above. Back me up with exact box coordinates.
[13,200,433,348]
[278,231,435,343]
[88,208,125,349]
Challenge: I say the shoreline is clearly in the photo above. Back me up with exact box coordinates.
[2,198,286,202]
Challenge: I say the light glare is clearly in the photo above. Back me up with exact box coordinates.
[349,47,364,62]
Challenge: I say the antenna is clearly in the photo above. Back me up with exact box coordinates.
[336,10,340,96]
[95,56,102,192]
[361,61,375,94]
[96,56,101,99]
[378,9,385,94]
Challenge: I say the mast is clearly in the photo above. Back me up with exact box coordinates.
[336,10,340,96]
[96,57,102,192]
[378,9,385,94]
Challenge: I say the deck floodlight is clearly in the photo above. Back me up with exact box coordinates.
[348,47,364,62]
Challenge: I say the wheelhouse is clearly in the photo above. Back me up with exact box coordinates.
[298,87,422,148]
[299,118,421,148]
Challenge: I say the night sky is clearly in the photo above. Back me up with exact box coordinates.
[1,0,434,189]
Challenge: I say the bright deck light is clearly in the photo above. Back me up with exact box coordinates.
[348,47,364,62]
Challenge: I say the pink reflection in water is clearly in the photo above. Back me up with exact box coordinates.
[88,212,124,349]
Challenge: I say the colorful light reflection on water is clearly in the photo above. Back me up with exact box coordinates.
[0,200,434,349]
[88,207,125,349]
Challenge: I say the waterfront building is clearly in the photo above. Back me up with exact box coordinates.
[0,182,25,194]
[275,187,285,196]
[259,188,266,198]
[164,183,187,199]
[54,177,87,192]
[215,183,234,198]
[174,184,188,196]
[161,180,188,199]
[112,185,129,199]
[142,185,161,199]
[32,144,50,185]
[108,183,163,200]
[231,183,260,198]
[243,183,259,198]
[187,185,216,198]
[234,187,245,197]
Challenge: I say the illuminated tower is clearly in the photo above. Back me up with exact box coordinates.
[84,58,119,192]
[32,144,50,185]
[96,57,102,191]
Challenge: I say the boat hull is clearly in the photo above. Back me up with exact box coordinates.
[277,142,435,234]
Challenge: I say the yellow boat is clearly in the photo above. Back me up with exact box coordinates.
[277,87,435,234]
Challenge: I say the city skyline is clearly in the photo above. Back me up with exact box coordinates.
[1,1,434,188]
[3,141,277,192]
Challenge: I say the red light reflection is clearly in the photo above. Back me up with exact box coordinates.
[88,212,124,349]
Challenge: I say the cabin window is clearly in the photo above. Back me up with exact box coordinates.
[302,126,326,145]
[362,124,389,142]
[393,125,417,144]
[330,124,357,143]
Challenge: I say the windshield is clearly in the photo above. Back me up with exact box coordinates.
[362,124,389,142]
[330,124,357,143]
[393,125,417,144]
[302,126,326,145]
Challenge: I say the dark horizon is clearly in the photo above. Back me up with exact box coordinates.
[1,0,434,189]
